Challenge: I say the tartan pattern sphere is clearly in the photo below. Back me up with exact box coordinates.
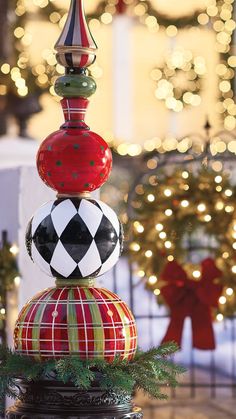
[14,286,137,362]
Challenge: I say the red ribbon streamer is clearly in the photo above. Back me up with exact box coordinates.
[161,258,223,350]
[116,0,126,14]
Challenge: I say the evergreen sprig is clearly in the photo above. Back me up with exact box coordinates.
[0,342,185,405]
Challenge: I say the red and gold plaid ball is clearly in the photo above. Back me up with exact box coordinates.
[14,286,137,362]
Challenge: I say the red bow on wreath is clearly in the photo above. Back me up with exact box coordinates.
[161,258,223,350]
[116,0,126,14]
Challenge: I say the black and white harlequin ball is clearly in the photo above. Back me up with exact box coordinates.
[26,198,123,279]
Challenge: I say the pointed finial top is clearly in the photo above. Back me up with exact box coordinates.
[55,0,97,69]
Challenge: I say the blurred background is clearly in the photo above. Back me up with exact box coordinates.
[0,1,236,417]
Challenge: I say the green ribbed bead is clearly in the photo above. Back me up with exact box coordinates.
[55,74,97,98]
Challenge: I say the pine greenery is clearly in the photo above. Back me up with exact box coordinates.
[0,342,185,404]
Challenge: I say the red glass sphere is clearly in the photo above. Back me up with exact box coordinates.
[14,286,137,362]
[37,128,112,194]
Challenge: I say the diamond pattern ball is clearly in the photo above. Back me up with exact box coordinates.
[26,198,123,279]
[14,286,137,362]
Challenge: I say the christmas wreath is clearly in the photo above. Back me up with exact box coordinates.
[152,49,205,112]
[129,167,236,321]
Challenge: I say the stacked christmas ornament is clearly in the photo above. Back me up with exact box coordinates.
[3,4,183,417]
[14,0,137,364]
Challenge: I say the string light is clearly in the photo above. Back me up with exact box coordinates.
[152,48,205,112]
[14,276,21,286]
[130,242,140,252]
[145,250,153,258]
[193,270,201,279]
[1,63,10,74]
[222,252,229,259]
[216,201,224,210]
[148,275,157,285]
[138,270,145,277]
[225,205,234,213]
[215,175,223,184]
[164,189,172,197]
[9,244,19,256]
[182,171,189,179]
[197,203,206,212]
[216,313,224,322]
[14,112,235,160]
[159,232,167,239]
[219,296,227,304]
[134,221,144,233]
[0,0,64,98]
[147,159,158,169]
[225,189,233,197]
[165,209,173,216]
[211,1,236,129]
[181,200,189,208]
[155,223,163,231]
[127,0,236,132]
[226,288,234,296]
[147,194,155,202]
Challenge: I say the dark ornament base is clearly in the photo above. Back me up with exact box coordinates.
[6,379,143,419]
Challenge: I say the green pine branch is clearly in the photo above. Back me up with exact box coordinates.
[0,342,185,409]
